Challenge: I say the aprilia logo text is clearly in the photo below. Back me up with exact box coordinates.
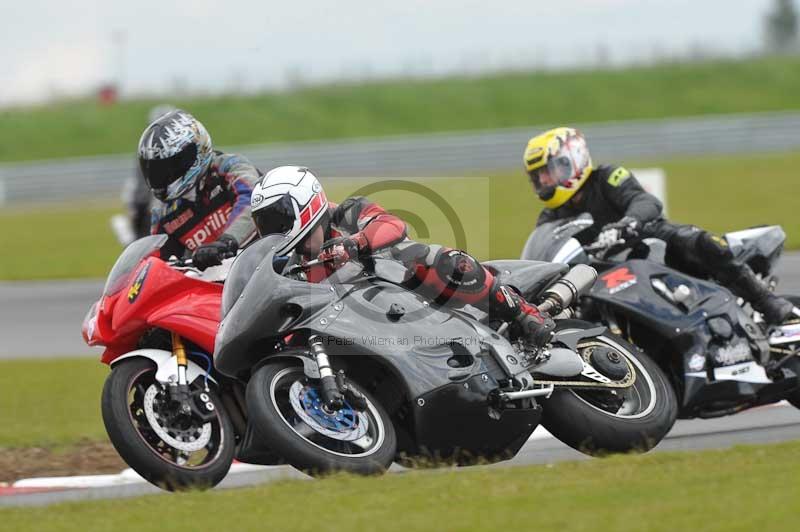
[180,205,233,250]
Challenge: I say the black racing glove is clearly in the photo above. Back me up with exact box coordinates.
[191,234,238,271]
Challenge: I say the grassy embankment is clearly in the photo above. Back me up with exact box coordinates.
[2,56,800,163]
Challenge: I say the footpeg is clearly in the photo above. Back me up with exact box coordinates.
[769,322,800,346]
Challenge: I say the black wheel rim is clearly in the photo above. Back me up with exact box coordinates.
[125,367,226,469]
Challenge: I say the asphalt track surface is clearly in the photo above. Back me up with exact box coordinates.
[1,253,798,359]
[2,403,799,507]
[0,254,798,506]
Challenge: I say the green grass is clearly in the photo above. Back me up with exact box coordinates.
[2,151,799,280]
[2,56,800,162]
[0,201,121,280]
[2,441,799,531]
[0,358,107,448]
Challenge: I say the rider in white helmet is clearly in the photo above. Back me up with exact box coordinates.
[251,166,556,348]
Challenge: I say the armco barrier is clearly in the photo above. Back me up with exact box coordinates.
[1,111,799,204]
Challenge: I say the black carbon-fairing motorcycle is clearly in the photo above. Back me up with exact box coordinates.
[521,214,800,419]
[213,235,677,475]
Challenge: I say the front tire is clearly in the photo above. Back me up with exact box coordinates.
[541,321,678,455]
[101,357,235,491]
[246,360,397,476]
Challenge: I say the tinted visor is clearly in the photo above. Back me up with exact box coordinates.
[253,194,296,236]
[529,155,575,199]
[139,143,198,191]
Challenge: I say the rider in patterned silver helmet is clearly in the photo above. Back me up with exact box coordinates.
[138,109,214,202]
[138,109,260,270]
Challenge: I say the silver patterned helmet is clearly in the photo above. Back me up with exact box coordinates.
[137,109,213,201]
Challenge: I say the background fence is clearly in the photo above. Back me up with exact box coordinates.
[2,111,799,204]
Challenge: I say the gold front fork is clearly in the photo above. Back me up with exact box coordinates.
[171,331,189,385]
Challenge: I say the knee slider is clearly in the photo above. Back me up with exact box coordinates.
[433,249,486,294]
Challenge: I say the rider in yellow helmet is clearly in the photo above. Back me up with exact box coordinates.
[524,127,798,326]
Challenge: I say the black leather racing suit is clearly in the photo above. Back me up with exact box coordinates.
[150,152,260,259]
[536,165,794,323]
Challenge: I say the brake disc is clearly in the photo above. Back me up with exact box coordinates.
[143,384,212,452]
[288,381,369,441]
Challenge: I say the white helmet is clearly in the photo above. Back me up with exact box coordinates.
[251,166,328,255]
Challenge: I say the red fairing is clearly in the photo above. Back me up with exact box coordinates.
[84,256,223,366]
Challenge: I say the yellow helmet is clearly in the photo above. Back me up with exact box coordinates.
[523,127,593,209]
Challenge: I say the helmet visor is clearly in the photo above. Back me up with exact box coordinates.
[529,155,577,199]
[139,143,198,191]
[253,194,296,237]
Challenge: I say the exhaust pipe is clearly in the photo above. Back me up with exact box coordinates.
[538,264,597,315]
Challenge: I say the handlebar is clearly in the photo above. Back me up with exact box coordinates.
[285,253,385,275]
[584,238,626,254]
[166,250,238,270]
[167,256,194,268]
[286,257,332,274]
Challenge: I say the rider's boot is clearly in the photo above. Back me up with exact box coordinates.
[729,265,797,325]
[489,284,555,348]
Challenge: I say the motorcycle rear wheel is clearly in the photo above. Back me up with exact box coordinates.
[101,357,235,491]
[541,320,678,455]
[246,360,396,476]
[780,295,800,410]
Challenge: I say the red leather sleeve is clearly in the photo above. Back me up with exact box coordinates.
[354,202,407,251]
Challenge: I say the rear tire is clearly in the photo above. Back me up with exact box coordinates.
[246,360,396,476]
[780,295,800,410]
[541,322,678,455]
[101,357,235,491]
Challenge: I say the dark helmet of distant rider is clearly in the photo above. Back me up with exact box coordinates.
[137,109,214,202]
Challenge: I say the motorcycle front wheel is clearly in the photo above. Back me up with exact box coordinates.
[246,360,396,476]
[101,357,235,491]
[541,320,678,455]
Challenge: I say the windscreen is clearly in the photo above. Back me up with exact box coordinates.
[520,214,593,262]
[103,235,168,296]
[221,235,286,317]
[215,234,338,376]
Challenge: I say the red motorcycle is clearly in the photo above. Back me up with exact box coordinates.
[82,235,243,490]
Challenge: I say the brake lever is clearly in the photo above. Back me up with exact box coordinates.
[585,239,627,260]
[286,252,387,275]
[286,257,332,274]
[167,256,194,268]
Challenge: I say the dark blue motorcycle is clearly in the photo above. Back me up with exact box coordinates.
[522,214,800,420]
